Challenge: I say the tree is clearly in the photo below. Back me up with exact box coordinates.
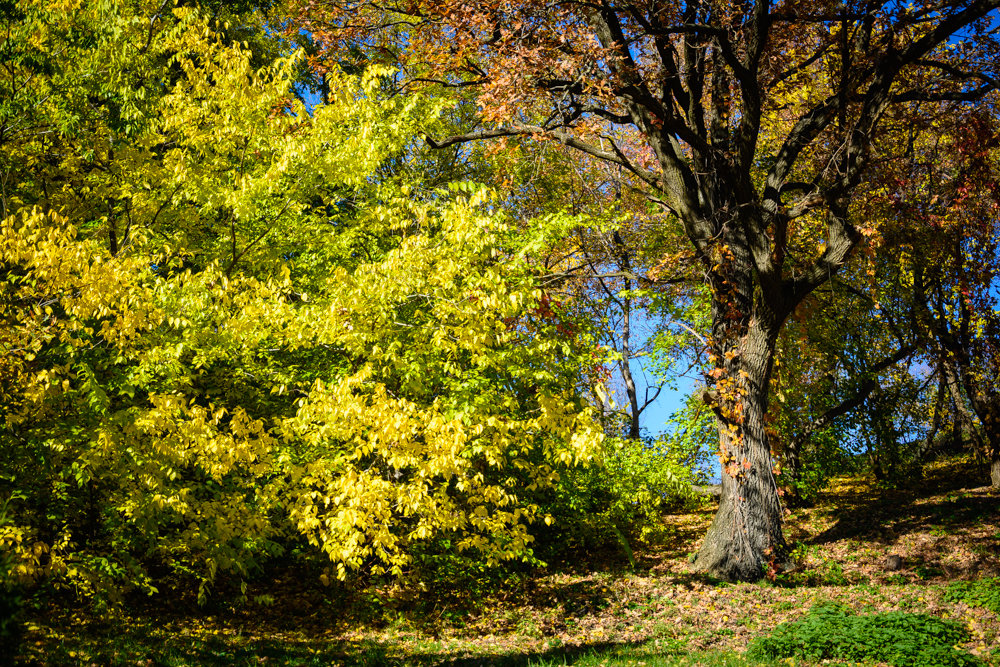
[299,0,1000,580]
[768,250,921,500]
[1,1,604,604]
[769,99,1000,492]
[495,146,676,441]
[894,108,1000,487]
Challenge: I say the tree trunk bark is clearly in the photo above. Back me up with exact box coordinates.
[940,354,987,452]
[978,417,1000,489]
[694,315,787,581]
[953,366,1000,489]
[619,274,641,441]
[781,435,805,505]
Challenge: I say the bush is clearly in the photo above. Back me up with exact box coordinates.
[748,603,983,667]
[0,520,25,660]
[945,577,1000,614]
[534,436,701,564]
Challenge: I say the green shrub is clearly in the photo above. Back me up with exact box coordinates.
[748,603,982,667]
[944,577,1000,614]
[0,521,25,659]
[535,436,700,564]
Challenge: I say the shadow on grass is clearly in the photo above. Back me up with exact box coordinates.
[792,457,993,542]
[20,631,657,667]
[808,484,999,547]
[769,458,1000,586]
[652,508,716,561]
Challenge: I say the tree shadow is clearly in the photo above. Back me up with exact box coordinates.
[807,484,998,547]
[396,640,653,666]
[87,633,651,667]
[16,613,654,667]
[769,461,1000,585]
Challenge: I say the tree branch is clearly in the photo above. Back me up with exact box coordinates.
[795,342,918,444]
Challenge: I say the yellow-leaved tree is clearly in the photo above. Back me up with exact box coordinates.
[1,2,603,604]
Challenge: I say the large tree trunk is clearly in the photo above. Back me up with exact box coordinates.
[694,318,787,581]
[691,216,790,580]
[991,452,1000,489]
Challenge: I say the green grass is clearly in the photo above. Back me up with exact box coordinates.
[525,645,778,666]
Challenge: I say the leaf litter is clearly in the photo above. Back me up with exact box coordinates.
[17,456,999,665]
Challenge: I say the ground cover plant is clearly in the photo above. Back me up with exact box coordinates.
[947,579,1000,616]
[748,603,981,666]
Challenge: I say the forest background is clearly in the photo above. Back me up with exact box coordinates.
[2,0,1000,662]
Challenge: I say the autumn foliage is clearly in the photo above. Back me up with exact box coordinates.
[2,0,1000,623]
[0,0,605,605]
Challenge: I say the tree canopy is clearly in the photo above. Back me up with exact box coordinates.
[1,0,607,602]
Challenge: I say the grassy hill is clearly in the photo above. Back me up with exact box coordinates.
[13,456,999,666]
